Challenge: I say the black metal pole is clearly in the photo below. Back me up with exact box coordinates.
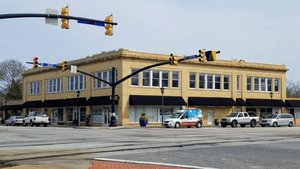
[77,90,80,126]
[109,67,117,127]
[0,13,118,25]
[162,93,164,126]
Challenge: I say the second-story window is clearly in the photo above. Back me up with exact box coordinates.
[254,77,259,91]
[275,78,279,92]
[68,74,85,91]
[143,71,150,87]
[207,74,213,89]
[161,72,169,87]
[199,74,205,89]
[172,72,179,88]
[237,75,241,91]
[152,71,160,87]
[247,77,252,91]
[28,81,42,95]
[215,75,221,90]
[223,75,230,90]
[46,78,62,93]
[189,73,196,88]
[131,69,139,86]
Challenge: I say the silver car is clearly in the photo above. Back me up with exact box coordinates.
[5,116,24,126]
[260,114,294,127]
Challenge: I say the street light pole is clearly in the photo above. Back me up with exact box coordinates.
[160,87,165,127]
[76,90,80,126]
[270,91,273,115]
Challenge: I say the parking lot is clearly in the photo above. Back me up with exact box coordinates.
[0,125,300,169]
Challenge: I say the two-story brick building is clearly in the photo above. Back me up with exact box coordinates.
[19,49,294,126]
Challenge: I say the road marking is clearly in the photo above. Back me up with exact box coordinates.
[93,157,218,169]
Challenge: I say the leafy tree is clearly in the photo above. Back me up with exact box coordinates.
[0,59,26,100]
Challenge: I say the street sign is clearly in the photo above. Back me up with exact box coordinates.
[41,63,58,68]
[70,65,77,73]
[45,8,58,25]
[184,55,198,60]
[77,20,105,27]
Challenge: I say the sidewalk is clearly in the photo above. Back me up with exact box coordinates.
[89,158,213,169]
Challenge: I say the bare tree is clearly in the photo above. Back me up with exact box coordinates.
[0,59,26,100]
[286,79,300,98]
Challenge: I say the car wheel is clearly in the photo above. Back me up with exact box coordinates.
[273,122,278,127]
[196,121,202,128]
[175,122,180,128]
[288,122,293,127]
[250,120,257,128]
[30,121,34,127]
[221,124,227,128]
[43,124,48,127]
[261,125,265,127]
[231,121,237,128]
[240,124,246,128]
[6,123,8,126]
[12,122,15,126]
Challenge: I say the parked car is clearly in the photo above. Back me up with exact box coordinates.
[260,113,294,127]
[5,116,24,126]
[221,112,259,128]
[23,111,50,127]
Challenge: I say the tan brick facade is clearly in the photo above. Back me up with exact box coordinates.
[22,49,288,126]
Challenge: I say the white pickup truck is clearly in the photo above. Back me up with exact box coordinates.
[23,111,50,127]
[220,112,259,128]
[163,108,203,128]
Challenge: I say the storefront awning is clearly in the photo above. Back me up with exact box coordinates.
[0,104,22,110]
[63,98,86,107]
[42,99,65,107]
[86,96,118,105]
[188,97,237,106]
[246,99,286,107]
[129,95,186,105]
[22,100,43,108]
[236,98,247,106]
[285,100,300,107]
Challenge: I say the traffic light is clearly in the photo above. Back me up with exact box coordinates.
[62,61,68,71]
[104,15,113,36]
[205,50,220,61]
[199,49,205,62]
[33,56,38,69]
[61,6,69,29]
[169,53,178,66]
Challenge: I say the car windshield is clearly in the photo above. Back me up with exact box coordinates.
[16,116,23,119]
[171,113,182,118]
[227,113,238,117]
[266,114,278,119]
[35,112,47,117]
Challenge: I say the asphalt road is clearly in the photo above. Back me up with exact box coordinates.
[0,125,300,169]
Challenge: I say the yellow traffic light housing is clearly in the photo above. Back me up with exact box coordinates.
[61,6,69,29]
[62,61,68,71]
[206,50,219,61]
[104,15,113,36]
[169,53,178,66]
[33,56,38,69]
[199,49,205,62]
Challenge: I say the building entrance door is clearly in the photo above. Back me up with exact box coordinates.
[52,111,58,125]
[208,110,214,125]
[102,107,110,126]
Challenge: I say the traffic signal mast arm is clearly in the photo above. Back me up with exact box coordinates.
[0,13,118,26]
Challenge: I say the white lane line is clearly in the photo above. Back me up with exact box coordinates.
[93,157,218,169]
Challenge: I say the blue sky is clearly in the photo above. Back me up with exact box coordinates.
[0,0,300,81]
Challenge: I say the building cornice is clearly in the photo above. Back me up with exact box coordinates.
[23,48,287,76]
